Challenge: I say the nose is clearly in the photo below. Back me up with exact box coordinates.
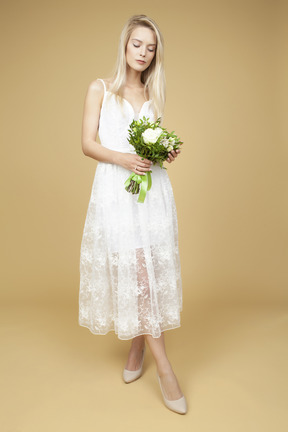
[139,47,146,57]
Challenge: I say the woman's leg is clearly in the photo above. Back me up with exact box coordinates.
[124,248,182,398]
[124,332,184,401]
[145,332,183,400]
[125,335,145,370]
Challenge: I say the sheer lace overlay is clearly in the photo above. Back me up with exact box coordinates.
[79,79,182,340]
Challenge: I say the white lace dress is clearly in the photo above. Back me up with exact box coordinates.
[79,78,182,340]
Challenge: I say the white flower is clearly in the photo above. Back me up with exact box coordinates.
[167,145,173,152]
[154,127,163,135]
[142,127,163,144]
[160,138,170,148]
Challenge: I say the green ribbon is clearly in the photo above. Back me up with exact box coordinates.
[124,171,152,203]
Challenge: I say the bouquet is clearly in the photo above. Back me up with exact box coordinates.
[124,116,183,203]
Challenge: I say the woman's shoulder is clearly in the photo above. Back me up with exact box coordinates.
[86,77,113,99]
[88,78,105,92]
[91,77,114,92]
[86,78,104,98]
[85,78,109,107]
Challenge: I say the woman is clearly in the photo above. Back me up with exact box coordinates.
[79,14,187,414]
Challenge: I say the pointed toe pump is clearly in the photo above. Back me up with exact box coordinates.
[157,374,187,414]
[123,346,146,383]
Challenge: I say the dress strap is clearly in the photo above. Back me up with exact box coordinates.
[98,78,106,93]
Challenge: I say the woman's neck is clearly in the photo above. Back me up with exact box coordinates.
[125,68,144,88]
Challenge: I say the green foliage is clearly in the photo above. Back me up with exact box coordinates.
[127,116,183,168]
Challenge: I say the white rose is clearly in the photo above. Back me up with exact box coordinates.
[142,127,163,144]
[154,127,163,136]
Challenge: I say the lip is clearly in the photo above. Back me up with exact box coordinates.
[136,60,146,64]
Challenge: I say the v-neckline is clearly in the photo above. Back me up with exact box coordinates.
[107,90,151,116]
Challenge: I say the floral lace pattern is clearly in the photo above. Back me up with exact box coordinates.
[79,79,182,340]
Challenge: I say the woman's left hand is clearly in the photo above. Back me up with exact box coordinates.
[166,148,181,164]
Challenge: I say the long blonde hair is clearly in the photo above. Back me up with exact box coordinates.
[108,14,166,120]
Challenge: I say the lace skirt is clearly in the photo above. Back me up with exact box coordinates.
[79,162,182,340]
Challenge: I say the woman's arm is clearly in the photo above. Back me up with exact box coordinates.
[81,80,118,163]
[81,80,152,175]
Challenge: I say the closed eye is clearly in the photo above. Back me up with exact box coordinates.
[133,43,155,52]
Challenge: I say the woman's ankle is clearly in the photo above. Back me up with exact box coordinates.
[156,360,174,376]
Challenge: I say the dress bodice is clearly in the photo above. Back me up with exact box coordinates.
[97,78,155,154]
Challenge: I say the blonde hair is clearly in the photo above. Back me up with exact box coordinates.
[108,14,166,121]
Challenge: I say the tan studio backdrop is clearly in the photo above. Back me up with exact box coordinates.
[0,0,287,431]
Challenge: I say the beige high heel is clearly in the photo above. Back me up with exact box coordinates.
[123,346,146,383]
[157,374,187,414]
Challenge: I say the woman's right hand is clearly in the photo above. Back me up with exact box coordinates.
[118,153,152,175]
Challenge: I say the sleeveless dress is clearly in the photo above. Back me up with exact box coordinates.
[79,78,182,340]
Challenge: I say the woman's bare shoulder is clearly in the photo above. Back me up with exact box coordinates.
[83,79,106,112]
[87,78,105,93]
[85,79,107,106]
[89,77,114,91]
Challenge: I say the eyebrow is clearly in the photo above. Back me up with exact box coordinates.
[132,38,156,46]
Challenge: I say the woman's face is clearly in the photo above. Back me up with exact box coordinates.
[126,26,157,73]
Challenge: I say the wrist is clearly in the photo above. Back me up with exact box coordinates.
[112,151,123,167]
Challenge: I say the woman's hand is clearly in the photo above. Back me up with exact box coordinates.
[118,153,152,175]
[166,148,181,164]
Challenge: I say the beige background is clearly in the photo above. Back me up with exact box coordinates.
[1,0,287,431]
